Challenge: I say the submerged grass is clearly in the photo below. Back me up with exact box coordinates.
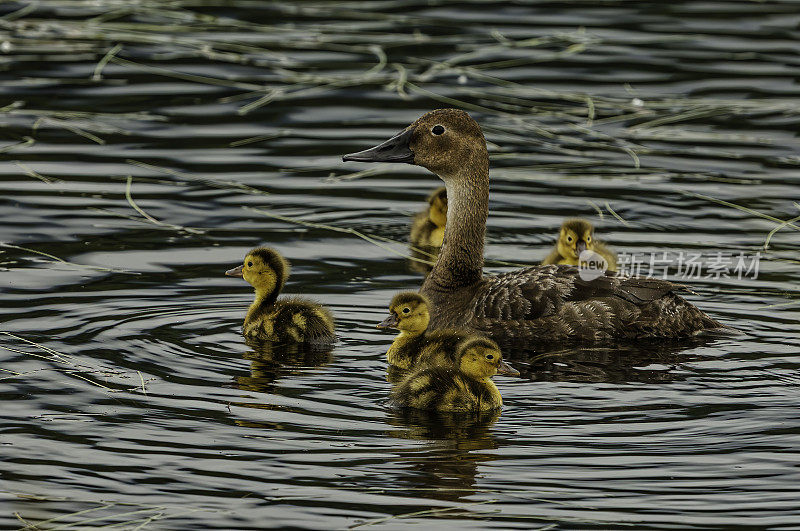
[0,242,136,274]
[0,332,152,394]
[5,490,223,531]
[244,206,531,269]
[0,0,794,276]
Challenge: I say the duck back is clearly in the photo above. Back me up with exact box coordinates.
[391,366,501,412]
[423,265,724,344]
[244,297,334,344]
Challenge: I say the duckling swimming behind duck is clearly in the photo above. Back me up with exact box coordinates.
[410,187,447,248]
[378,291,471,370]
[226,247,335,345]
[542,218,617,271]
[391,336,518,412]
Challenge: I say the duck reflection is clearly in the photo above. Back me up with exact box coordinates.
[235,338,333,393]
[499,336,720,384]
[385,408,500,502]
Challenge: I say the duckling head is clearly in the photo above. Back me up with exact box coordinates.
[343,108,487,180]
[427,187,448,227]
[457,337,519,379]
[557,218,596,260]
[377,292,430,334]
[226,247,290,301]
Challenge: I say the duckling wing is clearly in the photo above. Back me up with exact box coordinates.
[274,298,336,343]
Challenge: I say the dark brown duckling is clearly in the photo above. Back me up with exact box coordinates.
[390,336,518,412]
[344,108,728,343]
[410,187,447,248]
[542,218,617,271]
[226,247,334,345]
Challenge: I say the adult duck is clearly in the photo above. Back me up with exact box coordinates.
[343,108,726,343]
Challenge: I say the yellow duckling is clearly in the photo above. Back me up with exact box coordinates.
[391,336,518,412]
[410,187,447,248]
[225,247,335,344]
[542,218,617,271]
[377,291,471,370]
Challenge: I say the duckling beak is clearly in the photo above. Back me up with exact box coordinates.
[575,240,588,255]
[342,127,415,164]
[225,265,244,277]
[376,313,399,329]
[496,359,520,376]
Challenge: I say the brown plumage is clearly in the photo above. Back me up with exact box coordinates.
[344,108,728,345]
[226,247,335,345]
[390,336,518,412]
[542,218,618,271]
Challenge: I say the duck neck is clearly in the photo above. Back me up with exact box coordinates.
[387,329,424,368]
[247,286,280,322]
[427,159,488,290]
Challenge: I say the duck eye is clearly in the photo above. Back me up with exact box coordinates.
[247,261,253,267]
[402,307,410,314]
[587,236,592,242]
[566,236,573,243]
[431,125,445,135]
[486,354,494,360]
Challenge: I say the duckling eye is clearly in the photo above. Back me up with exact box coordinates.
[402,307,410,314]
[566,236,573,243]
[587,236,592,243]
[431,125,445,135]
[486,354,494,360]
[247,261,253,267]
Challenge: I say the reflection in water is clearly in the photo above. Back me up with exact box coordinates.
[503,337,720,383]
[2,0,798,525]
[231,340,333,429]
[386,408,500,502]
[235,339,333,393]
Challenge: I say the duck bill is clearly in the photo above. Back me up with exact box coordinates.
[376,313,399,329]
[225,265,244,277]
[496,359,520,376]
[575,240,588,256]
[342,127,415,164]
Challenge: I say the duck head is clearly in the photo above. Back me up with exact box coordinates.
[557,219,595,260]
[427,187,448,227]
[343,108,487,180]
[457,337,519,379]
[226,247,290,300]
[377,291,430,334]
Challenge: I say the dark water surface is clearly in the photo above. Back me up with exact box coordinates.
[1,1,799,528]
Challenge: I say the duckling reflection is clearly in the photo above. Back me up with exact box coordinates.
[384,408,500,502]
[235,338,333,394]
[408,187,447,275]
[542,218,617,271]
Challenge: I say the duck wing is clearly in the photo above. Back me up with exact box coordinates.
[472,264,691,321]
